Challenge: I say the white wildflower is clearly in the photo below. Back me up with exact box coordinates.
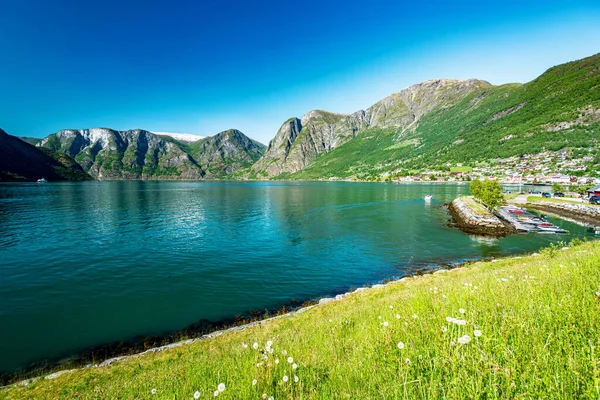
[442,326,447,332]
[412,314,417,319]
[252,379,257,386]
[459,308,465,314]
[474,330,482,337]
[282,375,289,382]
[292,363,298,370]
[282,350,287,356]
[396,314,401,319]
[405,358,411,364]
[242,343,248,348]
[214,391,219,397]
[275,359,279,364]
[446,316,453,323]
[287,357,293,364]
[383,321,389,327]
[266,340,273,347]
[252,342,259,349]
[458,335,472,344]
[262,395,267,399]
[397,342,405,349]
[389,305,394,309]
[218,383,226,392]
[294,375,299,383]
[151,389,157,395]
[194,391,201,399]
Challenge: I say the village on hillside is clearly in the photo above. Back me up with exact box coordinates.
[380,150,600,187]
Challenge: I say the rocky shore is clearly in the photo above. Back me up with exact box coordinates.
[527,201,600,226]
[447,197,514,236]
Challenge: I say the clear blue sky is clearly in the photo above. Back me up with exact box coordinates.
[1,0,599,144]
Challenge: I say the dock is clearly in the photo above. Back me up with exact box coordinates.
[497,206,568,234]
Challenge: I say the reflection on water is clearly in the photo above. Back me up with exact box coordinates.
[0,181,594,373]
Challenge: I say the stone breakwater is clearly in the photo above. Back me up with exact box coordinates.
[528,202,600,225]
[447,197,514,236]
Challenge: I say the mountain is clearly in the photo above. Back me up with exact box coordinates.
[0,129,91,181]
[251,53,600,180]
[253,79,492,178]
[37,128,264,180]
[186,129,266,178]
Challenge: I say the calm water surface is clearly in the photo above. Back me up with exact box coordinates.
[0,181,592,372]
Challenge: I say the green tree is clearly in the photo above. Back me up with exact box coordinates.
[470,179,483,198]
[471,179,505,210]
[552,182,564,193]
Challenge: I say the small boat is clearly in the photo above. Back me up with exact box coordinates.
[424,194,433,201]
[37,178,47,183]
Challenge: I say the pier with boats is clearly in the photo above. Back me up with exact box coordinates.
[497,206,568,234]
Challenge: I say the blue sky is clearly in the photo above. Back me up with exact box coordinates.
[0,0,599,144]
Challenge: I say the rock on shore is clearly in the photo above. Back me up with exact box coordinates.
[527,202,600,225]
[447,197,514,236]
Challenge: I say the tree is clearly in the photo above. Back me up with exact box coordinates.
[469,179,483,198]
[552,182,564,193]
[470,179,505,210]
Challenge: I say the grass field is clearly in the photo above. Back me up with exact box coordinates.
[526,196,599,206]
[2,240,600,399]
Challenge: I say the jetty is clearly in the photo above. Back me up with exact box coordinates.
[497,206,568,234]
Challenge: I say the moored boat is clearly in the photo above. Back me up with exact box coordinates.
[36,178,47,183]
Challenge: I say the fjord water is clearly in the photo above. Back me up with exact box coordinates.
[0,181,592,372]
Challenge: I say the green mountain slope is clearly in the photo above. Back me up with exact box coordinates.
[37,128,265,180]
[273,53,600,179]
[0,129,91,181]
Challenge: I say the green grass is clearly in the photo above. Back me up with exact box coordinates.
[460,195,491,215]
[3,240,600,399]
[526,196,600,206]
[450,166,473,173]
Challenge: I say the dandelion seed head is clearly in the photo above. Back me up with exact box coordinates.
[397,341,405,349]
[151,388,157,395]
[252,342,259,349]
[252,379,257,386]
[292,363,298,370]
[474,330,482,337]
[294,375,299,383]
[405,358,411,364]
[214,391,219,397]
[262,394,267,399]
[275,359,279,364]
[242,343,248,348]
[287,357,293,364]
[383,321,389,327]
[458,335,472,344]
[194,391,201,399]
[378,316,382,319]
[442,326,447,332]
[396,314,401,319]
[218,383,226,392]
[282,375,289,382]
[282,350,287,356]
[412,314,417,319]
[459,308,465,314]
[266,340,273,347]
[389,305,393,309]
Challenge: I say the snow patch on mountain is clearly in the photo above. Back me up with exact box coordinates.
[153,132,204,143]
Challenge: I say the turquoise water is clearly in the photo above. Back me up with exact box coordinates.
[0,181,592,373]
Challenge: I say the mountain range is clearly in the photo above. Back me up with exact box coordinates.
[1,52,598,182]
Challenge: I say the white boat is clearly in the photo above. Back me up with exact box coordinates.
[424,194,433,201]
[37,178,47,183]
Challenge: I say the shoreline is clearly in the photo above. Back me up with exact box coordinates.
[1,251,514,388]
